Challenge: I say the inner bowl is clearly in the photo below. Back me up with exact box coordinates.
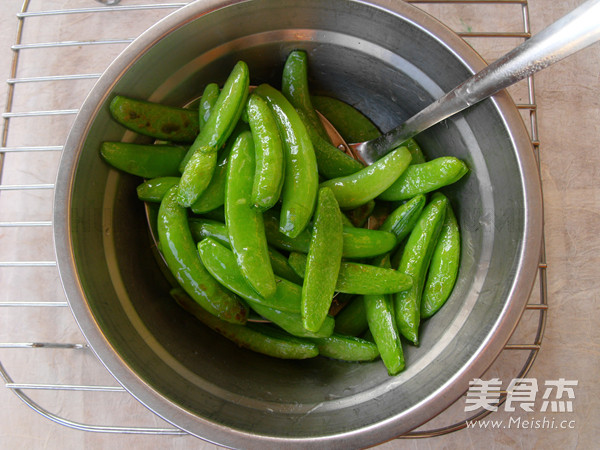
[54,0,543,447]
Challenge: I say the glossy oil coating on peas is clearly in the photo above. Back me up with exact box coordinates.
[378,194,427,246]
[101,142,187,178]
[421,202,460,319]
[394,193,448,344]
[288,252,412,296]
[301,187,344,333]
[177,61,250,207]
[136,176,180,203]
[157,186,248,324]
[198,82,220,131]
[254,83,319,238]
[246,93,284,210]
[198,238,301,314]
[109,95,199,142]
[320,146,412,209]
[379,156,468,201]
[225,130,276,299]
[171,288,318,360]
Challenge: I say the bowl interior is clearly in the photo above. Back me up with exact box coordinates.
[55,0,542,447]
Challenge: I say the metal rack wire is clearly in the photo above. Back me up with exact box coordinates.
[0,0,547,441]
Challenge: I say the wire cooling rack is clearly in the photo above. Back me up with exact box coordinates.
[0,0,547,441]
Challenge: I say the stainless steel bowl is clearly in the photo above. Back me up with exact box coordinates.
[54,0,543,447]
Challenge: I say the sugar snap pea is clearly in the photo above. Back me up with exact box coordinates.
[363,253,405,375]
[310,333,379,361]
[171,288,318,359]
[394,193,448,344]
[109,95,199,142]
[288,252,412,295]
[177,61,250,207]
[225,130,276,299]
[197,238,300,313]
[320,146,412,209]
[136,176,180,203]
[100,142,187,178]
[301,187,344,333]
[262,209,396,259]
[198,82,220,131]
[157,186,248,324]
[378,194,427,246]
[379,157,468,201]
[421,202,460,319]
[282,50,330,142]
[250,301,335,338]
[254,83,319,238]
[310,95,381,143]
[246,93,284,210]
[333,297,369,337]
[188,219,304,285]
[296,107,364,179]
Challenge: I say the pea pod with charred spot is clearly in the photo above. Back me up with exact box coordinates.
[109,95,199,142]
[282,50,330,142]
[136,176,180,202]
[320,146,412,209]
[100,142,187,178]
[363,253,405,375]
[310,333,379,361]
[288,252,412,295]
[197,238,301,313]
[262,209,396,259]
[171,288,318,360]
[254,83,319,238]
[157,186,248,324]
[378,194,427,246]
[225,130,276,299]
[394,193,448,344]
[301,187,344,333]
[246,93,285,210]
[421,202,460,319]
[177,61,250,207]
[379,157,468,201]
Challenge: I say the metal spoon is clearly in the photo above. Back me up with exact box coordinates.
[345,0,600,165]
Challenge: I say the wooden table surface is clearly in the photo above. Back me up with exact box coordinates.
[0,1,598,448]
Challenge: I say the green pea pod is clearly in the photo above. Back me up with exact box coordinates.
[379,194,427,245]
[225,130,276,299]
[310,95,381,143]
[109,95,199,143]
[254,83,319,238]
[250,301,335,338]
[197,238,300,313]
[171,288,318,359]
[320,146,412,209]
[262,209,396,259]
[246,93,285,210]
[100,142,187,178]
[394,193,448,344]
[282,50,330,142]
[333,297,369,337]
[289,252,412,295]
[311,333,379,361]
[405,139,427,164]
[198,82,220,130]
[379,157,468,201]
[157,186,248,324]
[363,253,405,376]
[177,61,250,207]
[421,202,460,319]
[136,176,180,202]
[189,128,237,215]
[296,107,364,179]
[302,187,344,332]
[189,219,303,285]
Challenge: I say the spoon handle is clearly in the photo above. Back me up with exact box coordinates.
[356,0,600,164]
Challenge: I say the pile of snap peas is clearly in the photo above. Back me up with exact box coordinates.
[101,50,468,375]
